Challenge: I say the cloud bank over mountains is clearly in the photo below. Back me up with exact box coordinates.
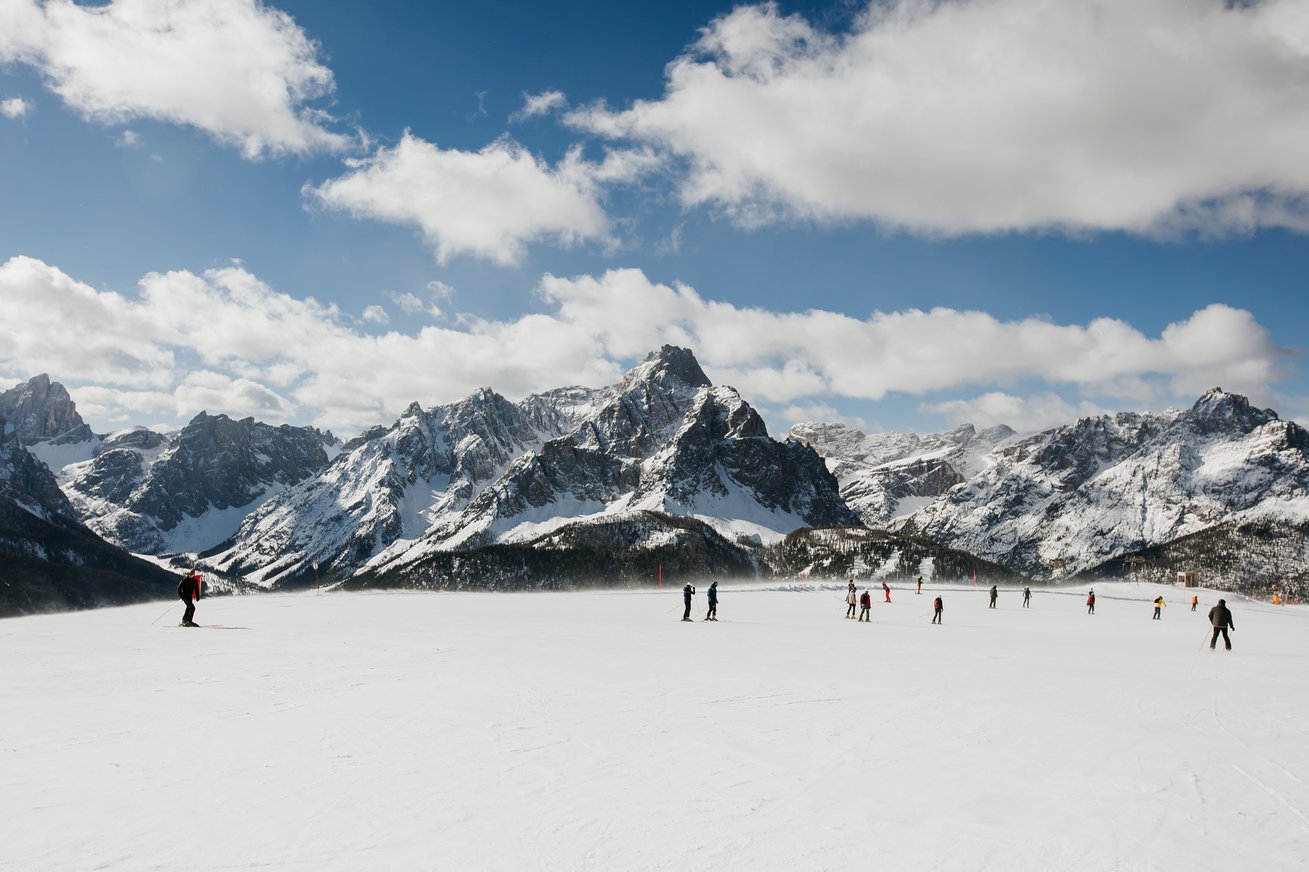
[0,255,1287,436]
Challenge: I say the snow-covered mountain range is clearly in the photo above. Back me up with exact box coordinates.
[206,346,858,586]
[793,389,1309,587]
[6,353,1307,608]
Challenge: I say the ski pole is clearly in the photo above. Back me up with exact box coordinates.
[150,603,177,625]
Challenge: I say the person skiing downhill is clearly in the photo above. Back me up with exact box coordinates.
[682,582,696,622]
[1152,596,1165,620]
[931,595,943,624]
[846,580,858,618]
[1022,586,1032,608]
[988,585,998,608]
[1086,590,1096,615]
[858,589,872,622]
[882,581,891,603]
[177,569,202,627]
[705,581,718,621]
[1208,599,1235,650]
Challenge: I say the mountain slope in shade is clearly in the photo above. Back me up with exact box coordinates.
[0,415,178,617]
[208,347,857,587]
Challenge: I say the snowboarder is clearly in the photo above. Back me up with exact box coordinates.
[705,581,718,621]
[858,589,872,622]
[931,595,943,624]
[916,576,923,595]
[988,585,998,608]
[1191,594,1198,612]
[882,581,891,603]
[177,569,202,627]
[1086,590,1096,615]
[682,582,696,621]
[1022,586,1032,608]
[1152,595,1165,620]
[1208,599,1235,650]
[846,580,857,618]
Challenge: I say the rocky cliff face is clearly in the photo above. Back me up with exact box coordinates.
[0,374,90,444]
[208,346,857,587]
[790,421,1015,526]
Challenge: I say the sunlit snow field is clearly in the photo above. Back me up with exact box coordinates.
[3,581,1307,871]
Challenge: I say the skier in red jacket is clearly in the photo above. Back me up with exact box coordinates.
[1086,590,1096,615]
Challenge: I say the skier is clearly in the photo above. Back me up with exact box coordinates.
[988,585,998,609]
[882,581,891,603]
[931,595,943,624]
[1086,590,1096,615]
[705,581,718,621]
[1152,595,1165,620]
[1208,599,1235,650]
[916,576,923,595]
[1022,586,1032,608]
[177,569,202,627]
[846,580,857,618]
[682,582,696,622]
[1191,594,1198,612]
[858,589,872,622]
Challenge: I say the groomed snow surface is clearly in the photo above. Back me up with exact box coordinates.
[4,582,1307,871]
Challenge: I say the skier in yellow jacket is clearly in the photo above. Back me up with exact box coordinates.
[1152,595,1165,620]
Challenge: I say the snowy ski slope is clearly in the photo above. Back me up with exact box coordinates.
[3,582,1307,871]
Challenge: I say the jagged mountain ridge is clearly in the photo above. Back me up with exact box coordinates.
[0,374,91,444]
[797,390,1309,584]
[207,347,858,587]
[28,411,335,555]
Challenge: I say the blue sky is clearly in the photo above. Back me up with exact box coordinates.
[1,0,1307,438]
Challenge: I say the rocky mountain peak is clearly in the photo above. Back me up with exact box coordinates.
[0,374,88,444]
[1187,388,1277,436]
[619,345,712,393]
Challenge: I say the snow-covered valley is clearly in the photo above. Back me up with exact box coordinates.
[4,582,1306,871]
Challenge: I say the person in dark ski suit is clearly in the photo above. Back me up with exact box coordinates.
[177,570,201,627]
[1208,599,1235,650]
[705,581,718,621]
[846,580,857,618]
[858,590,872,622]
[988,585,998,608]
[1086,590,1096,615]
[1022,586,1032,608]
[1152,596,1165,620]
[682,582,696,621]
[916,576,923,595]
[931,596,943,624]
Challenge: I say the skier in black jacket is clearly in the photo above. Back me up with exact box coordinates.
[1208,599,1235,650]
[931,596,943,624]
[705,581,718,621]
[682,582,696,622]
[177,570,201,627]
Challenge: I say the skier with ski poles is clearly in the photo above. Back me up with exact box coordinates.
[1208,599,1235,650]
[177,569,202,627]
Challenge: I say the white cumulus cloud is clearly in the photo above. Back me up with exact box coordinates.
[0,0,348,158]
[307,133,656,265]
[569,0,1309,236]
[513,89,566,120]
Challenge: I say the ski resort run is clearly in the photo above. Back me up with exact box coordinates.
[3,581,1307,872]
